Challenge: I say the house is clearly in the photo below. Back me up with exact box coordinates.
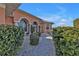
[0,3,53,35]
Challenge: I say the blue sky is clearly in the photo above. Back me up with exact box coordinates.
[19,3,79,27]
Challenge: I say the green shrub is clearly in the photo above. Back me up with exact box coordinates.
[38,32,41,36]
[73,18,79,27]
[30,32,39,45]
[53,27,79,56]
[0,25,24,56]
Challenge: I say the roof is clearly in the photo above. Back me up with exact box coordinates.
[42,20,54,24]
[17,9,54,24]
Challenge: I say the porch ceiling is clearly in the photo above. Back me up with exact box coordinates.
[5,3,21,16]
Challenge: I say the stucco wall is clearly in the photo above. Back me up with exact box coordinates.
[13,9,53,33]
[0,7,5,24]
[42,22,52,33]
[5,16,13,25]
[14,10,41,24]
[13,10,44,33]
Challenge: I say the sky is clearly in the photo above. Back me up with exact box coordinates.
[19,3,79,27]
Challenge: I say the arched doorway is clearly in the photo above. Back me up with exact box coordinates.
[31,22,38,33]
[15,18,29,34]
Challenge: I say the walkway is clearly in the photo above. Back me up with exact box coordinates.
[17,33,56,56]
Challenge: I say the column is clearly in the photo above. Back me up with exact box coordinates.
[29,24,31,35]
[27,24,29,34]
[37,26,39,32]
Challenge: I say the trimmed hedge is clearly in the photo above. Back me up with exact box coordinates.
[30,32,39,46]
[53,27,79,56]
[0,25,24,56]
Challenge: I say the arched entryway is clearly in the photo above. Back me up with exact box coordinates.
[31,22,39,33]
[15,18,29,34]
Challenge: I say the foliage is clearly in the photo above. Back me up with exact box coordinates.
[38,32,41,36]
[53,26,79,56]
[0,25,24,56]
[30,32,39,45]
[73,18,79,27]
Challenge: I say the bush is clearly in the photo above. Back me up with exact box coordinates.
[38,32,41,36]
[73,18,79,28]
[30,32,39,46]
[53,27,79,56]
[0,25,24,56]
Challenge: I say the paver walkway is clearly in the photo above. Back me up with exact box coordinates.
[17,33,56,56]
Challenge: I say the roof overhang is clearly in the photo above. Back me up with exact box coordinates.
[43,20,54,24]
